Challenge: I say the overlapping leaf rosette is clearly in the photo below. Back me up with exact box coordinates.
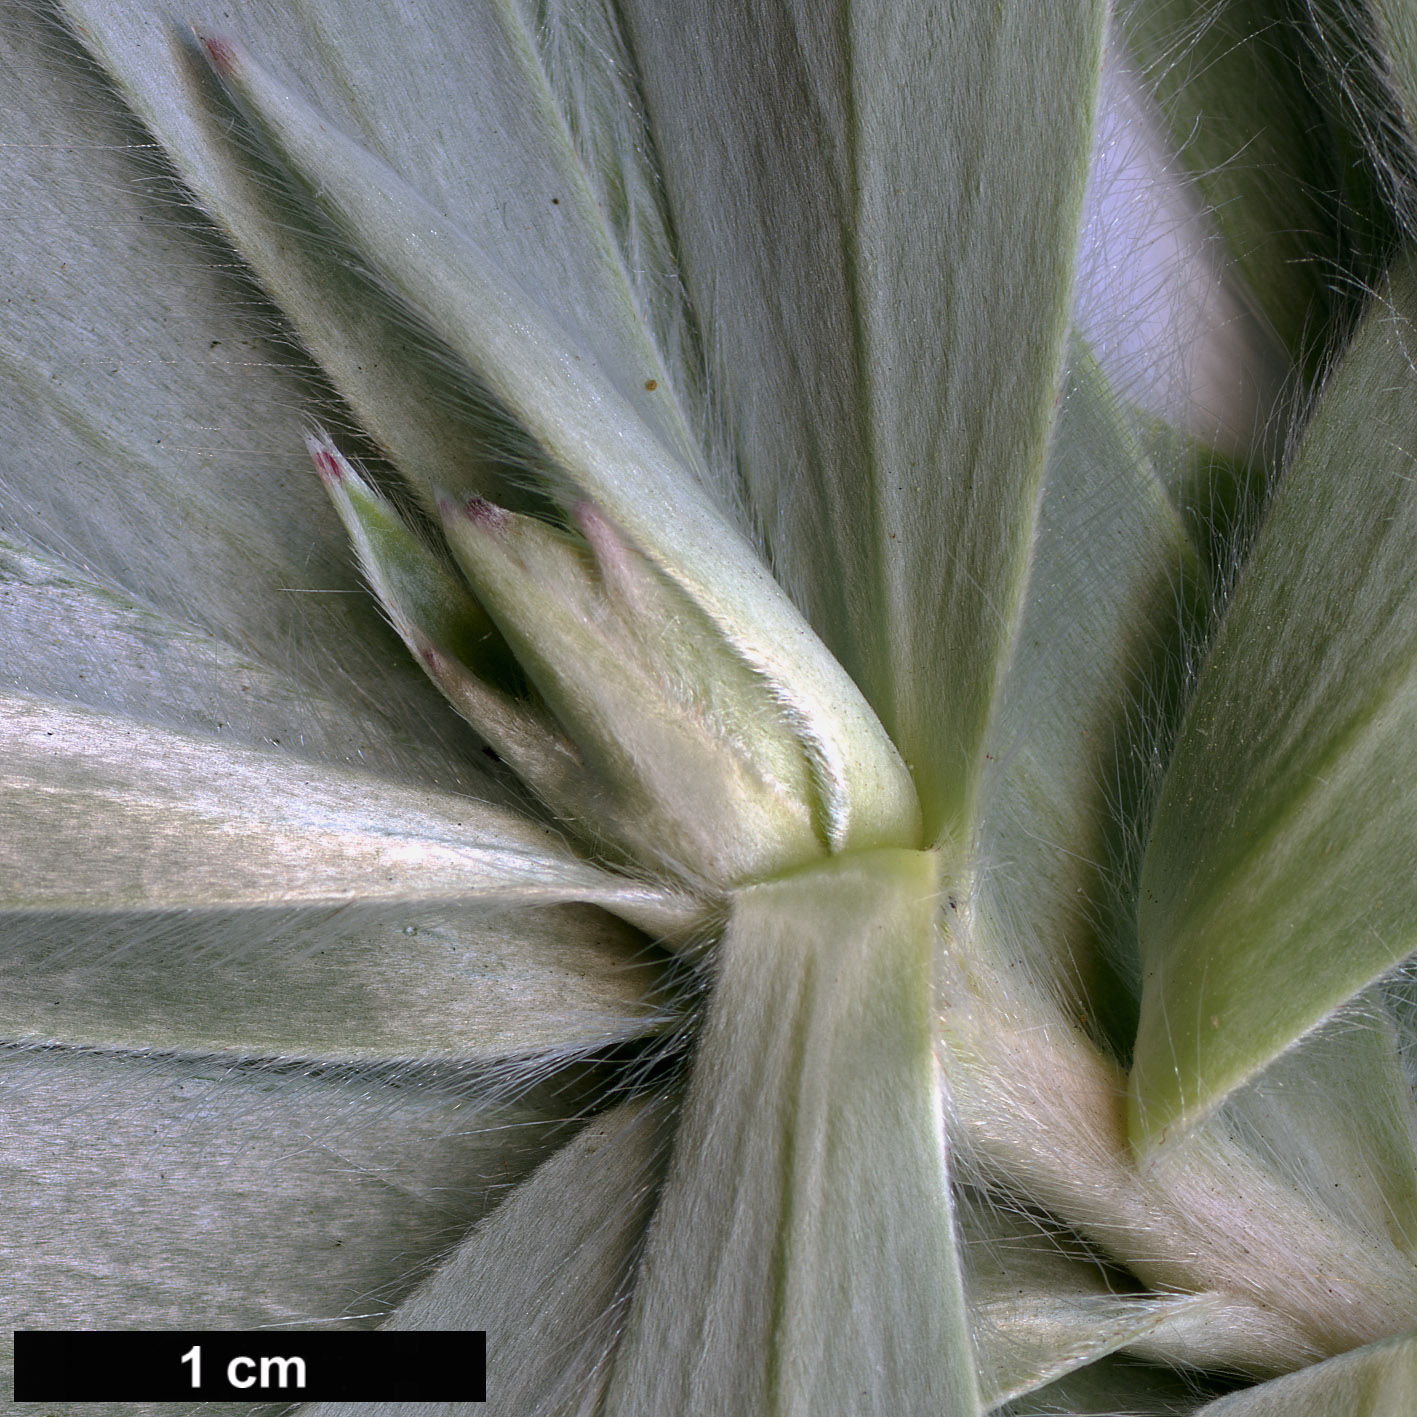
[6,1,1417,1412]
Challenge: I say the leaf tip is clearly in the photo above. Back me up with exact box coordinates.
[573,501,638,588]
[307,435,343,486]
[451,494,509,533]
[196,32,241,78]
[414,636,445,676]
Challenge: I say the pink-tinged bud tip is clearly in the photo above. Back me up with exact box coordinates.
[435,488,508,530]
[460,495,509,531]
[199,34,240,76]
[574,501,633,576]
[309,445,342,485]
[407,630,447,677]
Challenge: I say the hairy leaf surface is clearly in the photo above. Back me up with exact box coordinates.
[1132,253,1417,1147]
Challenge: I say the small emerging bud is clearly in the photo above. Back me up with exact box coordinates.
[310,435,586,808]
[440,493,827,890]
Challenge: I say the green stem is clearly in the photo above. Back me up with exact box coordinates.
[604,848,979,1417]
[941,977,1417,1375]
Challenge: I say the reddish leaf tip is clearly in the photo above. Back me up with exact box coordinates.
[309,444,342,485]
[199,34,239,76]
[574,501,630,571]
[571,500,608,535]
[462,495,509,531]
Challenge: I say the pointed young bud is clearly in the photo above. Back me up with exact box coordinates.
[310,434,511,684]
[440,494,827,890]
[311,435,587,807]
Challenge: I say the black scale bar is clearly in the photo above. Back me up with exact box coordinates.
[13,1330,486,1401]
